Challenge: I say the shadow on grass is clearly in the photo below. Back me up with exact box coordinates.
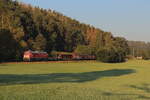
[102,91,150,100]
[102,83,150,100]
[0,69,135,85]
[129,84,150,93]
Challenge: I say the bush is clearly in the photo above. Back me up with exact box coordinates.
[96,47,126,63]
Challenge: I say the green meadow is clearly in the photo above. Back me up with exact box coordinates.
[0,60,150,100]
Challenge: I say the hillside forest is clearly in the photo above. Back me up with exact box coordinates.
[0,0,149,62]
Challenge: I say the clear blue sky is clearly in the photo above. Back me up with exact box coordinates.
[20,0,150,42]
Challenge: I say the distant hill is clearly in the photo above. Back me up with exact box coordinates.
[0,0,129,62]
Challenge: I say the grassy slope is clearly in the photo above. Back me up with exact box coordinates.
[0,60,150,100]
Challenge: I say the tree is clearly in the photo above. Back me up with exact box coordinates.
[74,45,95,55]
[114,37,129,55]
[32,33,47,51]
[96,46,126,63]
[0,29,20,61]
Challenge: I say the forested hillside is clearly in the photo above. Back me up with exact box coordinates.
[0,0,129,62]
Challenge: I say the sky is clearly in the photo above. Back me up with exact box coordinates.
[20,0,150,42]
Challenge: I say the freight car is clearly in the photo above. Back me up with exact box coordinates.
[56,53,96,60]
[56,52,73,60]
[72,53,96,60]
[23,50,48,61]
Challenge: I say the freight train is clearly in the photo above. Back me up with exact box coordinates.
[23,50,96,61]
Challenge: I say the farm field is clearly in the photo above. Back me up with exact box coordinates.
[0,60,150,100]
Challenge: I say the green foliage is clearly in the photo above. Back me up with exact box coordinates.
[96,37,129,63]
[114,37,129,54]
[0,29,20,61]
[96,46,126,63]
[75,45,95,55]
[32,33,47,51]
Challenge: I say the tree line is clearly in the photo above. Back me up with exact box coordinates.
[128,41,150,59]
[0,0,129,62]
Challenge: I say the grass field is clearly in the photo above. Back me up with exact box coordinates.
[0,60,150,100]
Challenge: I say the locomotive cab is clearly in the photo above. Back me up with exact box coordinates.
[23,51,33,61]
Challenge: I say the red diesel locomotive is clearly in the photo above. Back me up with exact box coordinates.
[23,50,48,61]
